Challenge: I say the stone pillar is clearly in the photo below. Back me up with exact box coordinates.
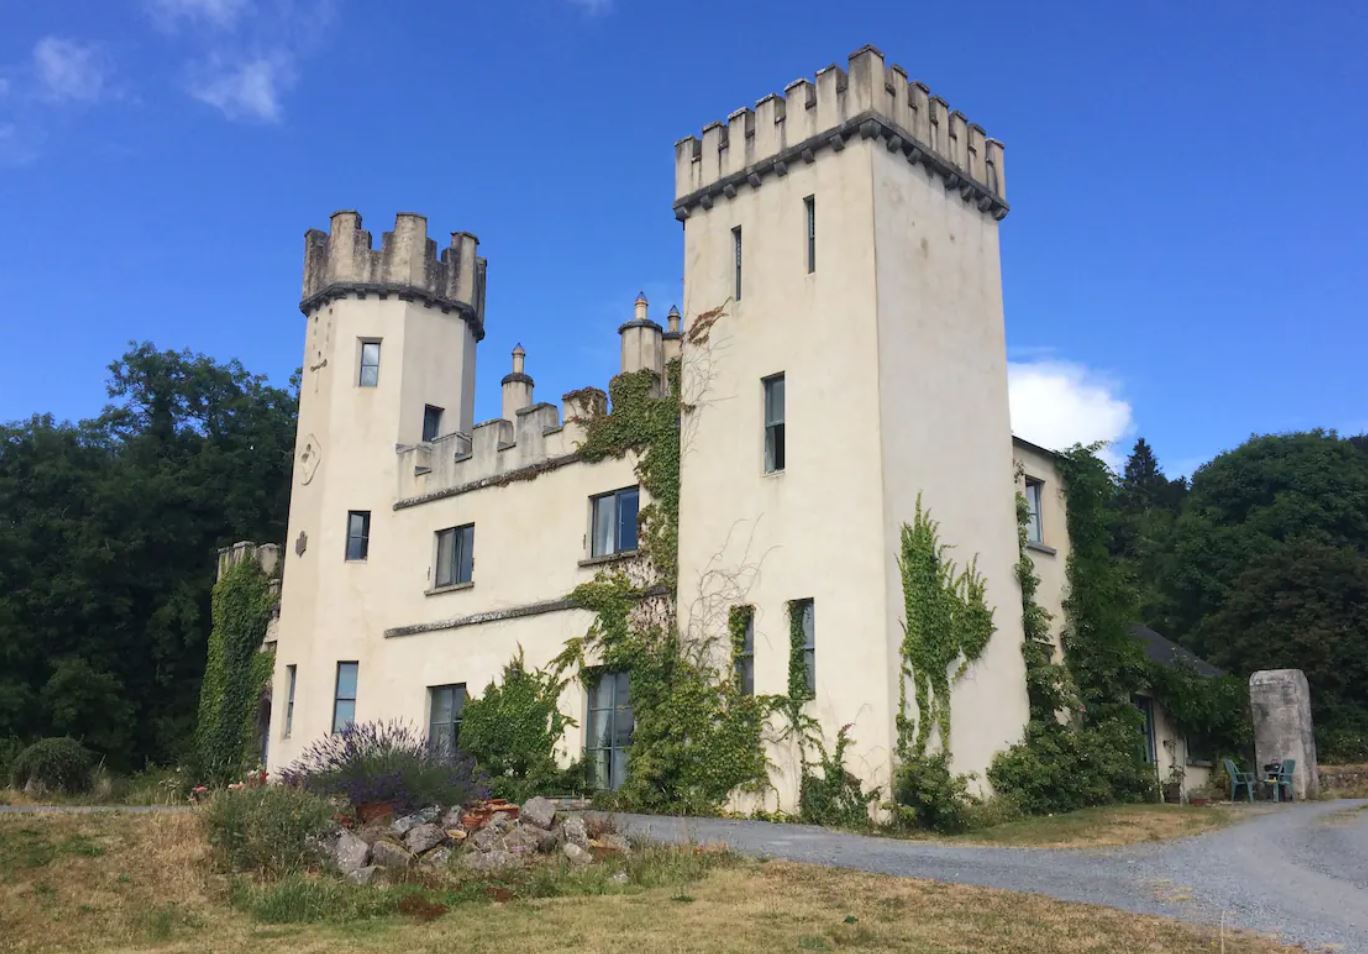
[618,292,664,379]
[1250,669,1319,799]
[500,344,534,421]
[662,304,683,364]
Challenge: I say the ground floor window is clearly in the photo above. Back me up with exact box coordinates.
[333,661,358,733]
[1133,694,1157,764]
[428,683,467,756]
[586,671,632,790]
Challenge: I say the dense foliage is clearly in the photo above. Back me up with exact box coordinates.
[891,752,974,833]
[797,725,879,827]
[0,344,296,769]
[192,559,276,785]
[460,650,584,801]
[10,737,95,794]
[280,720,487,813]
[204,785,335,876]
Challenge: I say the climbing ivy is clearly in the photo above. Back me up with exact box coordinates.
[728,604,753,679]
[1014,488,1073,721]
[895,496,995,758]
[786,600,812,706]
[193,559,275,785]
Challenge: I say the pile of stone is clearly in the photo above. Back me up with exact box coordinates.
[329,796,627,884]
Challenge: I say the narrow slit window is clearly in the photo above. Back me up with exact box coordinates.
[434,524,474,587]
[345,510,370,561]
[790,599,816,697]
[763,374,785,473]
[422,404,444,442]
[804,195,816,273]
[283,664,297,738]
[732,226,743,300]
[735,611,755,696]
[332,661,358,734]
[1024,479,1044,544]
[358,341,381,387]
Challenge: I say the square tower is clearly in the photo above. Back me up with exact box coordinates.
[673,46,1026,806]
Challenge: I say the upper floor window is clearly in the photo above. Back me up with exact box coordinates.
[345,510,370,561]
[1024,478,1044,545]
[591,486,639,558]
[422,404,444,442]
[763,374,786,473]
[732,226,743,301]
[434,524,474,587]
[791,598,815,697]
[358,340,381,387]
[332,661,358,733]
[804,195,816,273]
[428,683,467,756]
[283,664,297,739]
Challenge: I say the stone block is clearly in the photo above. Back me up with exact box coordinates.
[1250,668,1319,799]
[332,829,371,873]
[405,822,446,855]
[521,796,557,830]
[370,839,414,870]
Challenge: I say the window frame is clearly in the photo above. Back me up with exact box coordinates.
[589,486,640,558]
[732,226,743,301]
[283,664,297,738]
[345,510,371,561]
[1024,478,1044,545]
[433,523,475,588]
[427,683,467,756]
[585,670,633,791]
[358,339,381,388]
[804,195,816,274]
[735,611,755,696]
[332,661,359,734]
[792,598,816,697]
[422,404,444,442]
[763,373,786,474]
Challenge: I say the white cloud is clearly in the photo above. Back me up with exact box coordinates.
[1008,359,1134,467]
[190,56,288,122]
[33,37,111,103]
[147,0,252,30]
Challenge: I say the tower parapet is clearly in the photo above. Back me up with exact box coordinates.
[673,45,1008,222]
[301,211,488,340]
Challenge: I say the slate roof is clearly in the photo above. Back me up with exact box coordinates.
[1128,624,1225,678]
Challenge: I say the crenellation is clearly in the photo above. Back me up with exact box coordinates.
[673,46,1008,221]
[300,211,488,339]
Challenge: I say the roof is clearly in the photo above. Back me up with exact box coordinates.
[1011,434,1060,460]
[1128,624,1225,678]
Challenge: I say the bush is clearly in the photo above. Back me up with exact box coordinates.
[0,737,24,786]
[987,721,1154,816]
[798,726,879,828]
[204,785,335,876]
[10,737,94,794]
[280,720,487,813]
[891,753,976,833]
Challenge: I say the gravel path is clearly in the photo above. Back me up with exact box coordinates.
[617,800,1368,952]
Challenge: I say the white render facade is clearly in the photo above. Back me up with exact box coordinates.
[263,45,1132,807]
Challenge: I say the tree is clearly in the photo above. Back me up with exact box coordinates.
[1111,438,1187,631]
[0,344,295,768]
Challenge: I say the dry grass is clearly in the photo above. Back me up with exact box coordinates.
[1319,764,1368,799]
[0,812,1306,954]
[954,803,1250,849]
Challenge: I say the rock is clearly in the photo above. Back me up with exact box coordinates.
[1251,669,1320,799]
[532,825,560,854]
[595,833,630,853]
[405,822,446,855]
[610,871,630,885]
[489,812,515,834]
[463,848,520,872]
[332,829,371,873]
[370,839,414,870]
[420,847,452,868]
[502,825,543,856]
[470,826,504,853]
[440,808,464,829]
[346,865,380,886]
[521,796,558,830]
[390,806,440,838]
[356,822,390,846]
[560,815,589,849]
[562,842,591,865]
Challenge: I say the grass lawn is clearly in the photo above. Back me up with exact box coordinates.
[950,803,1251,849]
[0,810,1303,954]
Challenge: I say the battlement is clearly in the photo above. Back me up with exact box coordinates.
[301,211,488,340]
[673,45,1008,221]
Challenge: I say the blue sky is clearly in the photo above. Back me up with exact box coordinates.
[1,0,1364,476]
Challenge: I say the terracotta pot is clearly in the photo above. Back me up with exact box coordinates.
[356,800,398,824]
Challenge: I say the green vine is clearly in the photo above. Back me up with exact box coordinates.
[193,558,274,785]
[728,604,754,678]
[1014,489,1072,721]
[895,495,995,758]
[786,600,813,706]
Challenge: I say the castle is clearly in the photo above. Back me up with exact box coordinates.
[262,46,1203,807]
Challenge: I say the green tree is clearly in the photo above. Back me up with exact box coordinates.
[1110,438,1187,631]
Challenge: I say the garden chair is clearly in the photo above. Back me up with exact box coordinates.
[1223,758,1255,802]
[1271,758,1296,802]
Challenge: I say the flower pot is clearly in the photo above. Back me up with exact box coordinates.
[357,800,399,824]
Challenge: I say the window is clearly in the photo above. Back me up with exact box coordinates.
[792,599,815,696]
[283,665,297,738]
[422,404,444,442]
[1133,694,1156,764]
[804,195,816,273]
[434,524,474,587]
[345,510,370,561]
[763,374,785,473]
[428,683,467,756]
[1024,479,1044,544]
[586,671,632,790]
[332,661,358,733]
[358,341,381,387]
[734,609,755,696]
[732,226,743,300]
[590,486,639,558]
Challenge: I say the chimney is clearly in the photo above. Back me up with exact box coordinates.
[618,292,664,380]
[662,304,683,364]
[500,344,534,420]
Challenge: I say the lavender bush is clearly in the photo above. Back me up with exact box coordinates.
[280,720,487,812]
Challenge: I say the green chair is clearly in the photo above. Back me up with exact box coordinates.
[1224,758,1255,802]
[1271,758,1296,802]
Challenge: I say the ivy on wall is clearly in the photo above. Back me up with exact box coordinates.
[193,559,274,785]
[895,496,995,759]
[728,604,753,678]
[1014,488,1073,722]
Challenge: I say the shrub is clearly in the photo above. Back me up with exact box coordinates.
[11,737,94,794]
[988,720,1154,816]
[0,737,24,786]
[280,720,487,813]
[891,753,976,833]
[798,725,879,828]
[460,650,584,801]
[204,785,335,876]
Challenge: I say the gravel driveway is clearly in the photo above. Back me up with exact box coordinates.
[617,799,1368,952]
